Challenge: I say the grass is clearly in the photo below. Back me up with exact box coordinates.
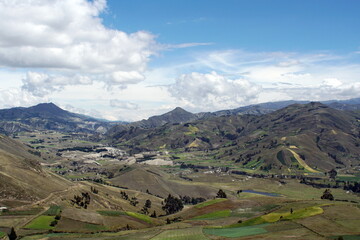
[24,215,56,230]
[125,212,152,224]
[195,198,227,208]
[262,206,323,222]
[2,208,43,216]
[287,149,320,173]
[204,224,268,238]
[244,158,264,169]
[192,210,231,220]
[234,206,324,227]
[97,210,125,217]
[185,125,199,136]
[44,205,61,216]
[85,223,107,231]
[336,175,360,182]
[0,231,6,238]
[151,227,208,240]
[252,204,279,212]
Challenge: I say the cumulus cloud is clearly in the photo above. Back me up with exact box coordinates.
[169,71,261,111]
[0,88,48,108]
[110,99,139,110]
[22,72,92,97]
[0,0,157,94]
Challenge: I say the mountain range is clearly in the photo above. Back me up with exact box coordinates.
[109,102,360,172]
[1,98,359,136]
[1,99,360,173]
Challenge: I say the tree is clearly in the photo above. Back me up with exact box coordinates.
[50,220,58,227]
[216,189,227,198]
[162,194,184,215]
[129,197,139,206]
[328,169,337,180]
[8,227,17,240]
[140,206,149,215]
[120,191,129,200]
[91,186,99,194]
[321,189,334,200]
[150,210,157,218]
[145,199,152,209]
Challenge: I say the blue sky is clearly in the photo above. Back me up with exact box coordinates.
[104,0,360,52]
[0,0,359,121]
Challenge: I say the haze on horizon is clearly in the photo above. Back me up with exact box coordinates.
[0,0,359,121]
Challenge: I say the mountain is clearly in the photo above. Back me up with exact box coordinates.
[109,102,360,172]
[107,107,199,141]
[0,103,113,135]
[137,107,198,128]
[213,98,360,116]
[0,134,72,202]
[108,98,360,141]
[213,100,309,116]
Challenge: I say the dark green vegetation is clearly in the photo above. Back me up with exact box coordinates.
[0,101,360,239]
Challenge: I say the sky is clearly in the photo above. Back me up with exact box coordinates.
[0,0,360,121]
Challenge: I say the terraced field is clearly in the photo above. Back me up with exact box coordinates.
[24,216,56,230]
[151,227,208,240]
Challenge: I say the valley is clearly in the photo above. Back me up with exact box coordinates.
[0,102,360,239]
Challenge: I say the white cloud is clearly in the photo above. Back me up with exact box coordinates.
[321,78,343,88]
[110,99,139,110]
[0,88,48,108]
[165,42,213,49]
[169,71,261,111]
[22,72,92,97]
[188,50,360,101]
[0,0,157,94]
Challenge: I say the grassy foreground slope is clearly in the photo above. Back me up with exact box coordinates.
[0,134,72,202]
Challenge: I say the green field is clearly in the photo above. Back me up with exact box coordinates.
[204,224,268,238]
[336,175,360,182]
[151,227,208,240]
[195,198,227,208]
[85,223,108,231]
[192,210,231,220]
[125,211,152,223]
[24,215,56,230]
[44,205,61,216]
[234,206,324,227]
[1,208,43,216]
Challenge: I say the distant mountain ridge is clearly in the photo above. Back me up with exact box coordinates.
[212,98,360,116]
[1,98,359,136]
[108,102,360,172]
[0,102,114,135]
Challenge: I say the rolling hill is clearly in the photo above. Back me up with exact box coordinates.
[0,134,72,202]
